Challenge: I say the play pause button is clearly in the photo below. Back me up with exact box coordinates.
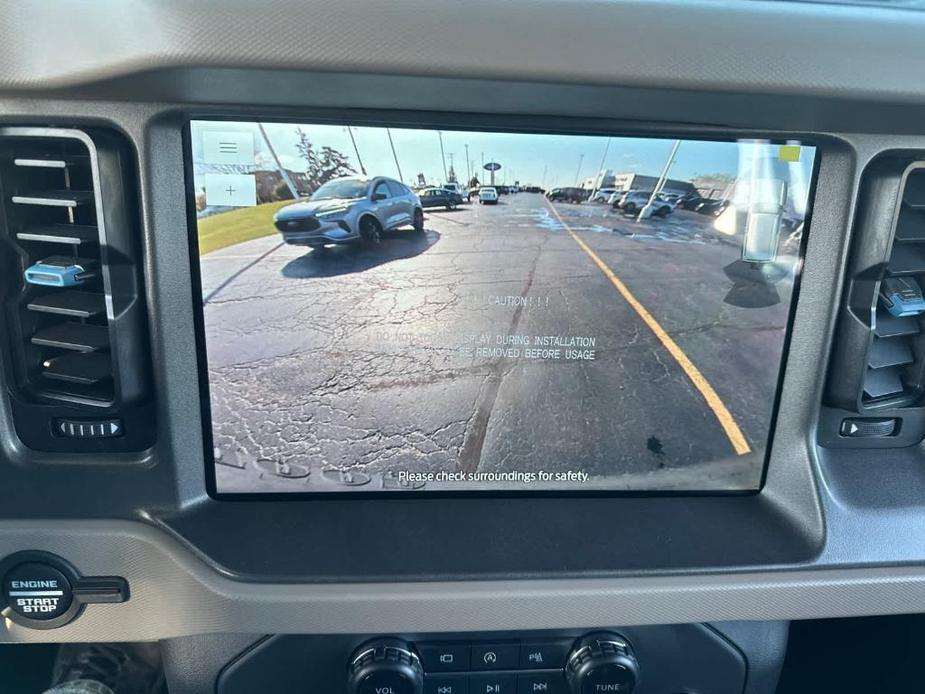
[469,675,514,694]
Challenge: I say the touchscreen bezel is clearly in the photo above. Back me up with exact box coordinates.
[183,113,819,501]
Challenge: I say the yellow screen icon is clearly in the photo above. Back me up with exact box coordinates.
[779,145,802,162]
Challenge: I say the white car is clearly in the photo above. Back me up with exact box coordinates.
[615,191,674,217]
[478,187,499,204]
[591,187,618,203]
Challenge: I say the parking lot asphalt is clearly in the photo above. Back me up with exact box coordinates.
[202,193,797,493]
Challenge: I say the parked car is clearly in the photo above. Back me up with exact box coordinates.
[695,198,731,216]
[478,187,499,204]
[418,187,464,210]
[680,193,706,210]
[273,175,424,248]
[614,191,674,217]
[590,187,618,203]
[546,187,588,203]
[609,189,642,207]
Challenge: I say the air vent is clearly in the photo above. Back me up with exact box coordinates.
[0,127,153,452]
[823,160,925,450]
[861,173,925,405]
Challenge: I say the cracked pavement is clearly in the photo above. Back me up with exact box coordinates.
[200,194,797,493]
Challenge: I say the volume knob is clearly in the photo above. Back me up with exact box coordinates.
[565,632,639,694]
[347,639,424,694]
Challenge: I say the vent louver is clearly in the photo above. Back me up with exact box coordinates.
[0,127,153,452]
[862,172,925,404]
[821,158,925,448]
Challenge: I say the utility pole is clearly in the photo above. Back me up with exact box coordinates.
[575,153,585,187]
[386,129,404,182]
[541,164,548,189]
[639,139,681,221]
[438,131,448,184]
[346,126,366,176]
[465,144,471,184]
[256,122,300,199]
[448,152,455,182]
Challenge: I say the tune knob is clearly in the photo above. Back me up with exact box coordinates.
[347,639,424,694]
[565,632,640,694]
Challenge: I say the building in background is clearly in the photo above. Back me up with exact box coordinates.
[691,175,736,200]
[611,172,697,197]
[580,169,616,190]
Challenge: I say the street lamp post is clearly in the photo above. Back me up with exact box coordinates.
[639,139,682,221]
[575,153,585,186]
[256,122,300,199]
[346,126,367,176]
[386,129,404,182]
[595,138,612,191]
[438,131,448,184]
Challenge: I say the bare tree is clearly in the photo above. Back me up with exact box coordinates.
[295,129,355,191]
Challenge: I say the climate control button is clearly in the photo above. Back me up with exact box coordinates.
[472,643,519,670]
[417,642,471,672]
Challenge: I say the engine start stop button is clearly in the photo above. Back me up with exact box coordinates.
[2,562,73,621]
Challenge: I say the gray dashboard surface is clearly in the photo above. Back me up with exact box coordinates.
[5,519,925,643]
[1,0,925,642]
[1,0,925,102]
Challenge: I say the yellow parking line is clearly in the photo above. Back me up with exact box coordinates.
[545,201,751,455]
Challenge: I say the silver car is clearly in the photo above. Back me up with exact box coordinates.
[273,176,424,248]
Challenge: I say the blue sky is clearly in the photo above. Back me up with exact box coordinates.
[191,120,814,194]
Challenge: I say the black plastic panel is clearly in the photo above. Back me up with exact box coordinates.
[0,127,155,453]
[164,492,817,582]
[217,627,746,694]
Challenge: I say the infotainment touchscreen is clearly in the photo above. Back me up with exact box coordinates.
[187,119,816,495]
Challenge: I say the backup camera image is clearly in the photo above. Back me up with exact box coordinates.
[189,120,816,494]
